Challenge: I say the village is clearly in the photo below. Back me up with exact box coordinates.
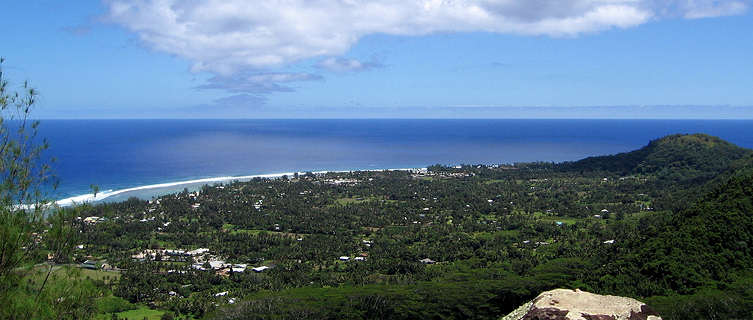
[50,161,671,319]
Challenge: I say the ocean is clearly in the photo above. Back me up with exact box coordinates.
[34,119,753,204]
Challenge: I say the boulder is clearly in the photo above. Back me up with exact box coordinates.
[501,289,661,320]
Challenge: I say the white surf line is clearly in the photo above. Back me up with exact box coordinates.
[56,172,296,206]
[54,167,425,207]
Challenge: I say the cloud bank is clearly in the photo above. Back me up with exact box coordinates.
[104,0,748,109]
[106,0,747,74]
[196,72,322,107]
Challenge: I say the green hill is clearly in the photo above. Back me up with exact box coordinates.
[559,134,753,211]
[561,133,752,181]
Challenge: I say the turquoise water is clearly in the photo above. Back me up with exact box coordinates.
[35,119,753,203]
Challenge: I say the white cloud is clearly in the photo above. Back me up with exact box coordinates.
[105,1,747,73]
[682,1,748,18]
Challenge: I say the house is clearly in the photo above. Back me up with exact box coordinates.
[131,252,147,261]
[187,248,210,256]
[419,258,436,264]
[165,249,187,256]
[603,240,615,244]
[354,257,365,261]
[83,216,105,225]
[231,264,247,273]
[339,256,350,261]
[252,266,269,273]
[214,291,228,297]
[208,260,227,270]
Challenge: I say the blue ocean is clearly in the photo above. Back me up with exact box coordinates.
[36,119,753,204]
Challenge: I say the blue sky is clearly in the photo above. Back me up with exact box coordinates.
[2,0,752,119]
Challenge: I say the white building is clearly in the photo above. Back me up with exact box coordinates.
[252,266,269,273]
[231,264,247,273]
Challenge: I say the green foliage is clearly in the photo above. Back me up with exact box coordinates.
[1,266,100,319]
[104,306,165,320]
[646,287,753,320]
[592,170,753,298]
[97,296,137,314]
[0,57,50,294]
[0,58,98,319]
[562,134,751,178]
[210,273,541,320]
[561,133,753,212]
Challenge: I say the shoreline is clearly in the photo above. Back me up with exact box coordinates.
[55,167,422,207]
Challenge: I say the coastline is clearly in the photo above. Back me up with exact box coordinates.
[55,167,421,207]
[36,120,753,209]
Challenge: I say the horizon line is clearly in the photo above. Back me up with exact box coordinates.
[30,117,753,121]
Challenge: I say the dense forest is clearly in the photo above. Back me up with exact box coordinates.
[40,134,753,319]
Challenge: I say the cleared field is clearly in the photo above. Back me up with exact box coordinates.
[31,265,120,284]
[97,306,165,320]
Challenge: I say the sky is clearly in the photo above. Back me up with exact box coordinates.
[1,0,752,119]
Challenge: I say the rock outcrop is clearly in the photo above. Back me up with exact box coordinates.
[501,289,661,320]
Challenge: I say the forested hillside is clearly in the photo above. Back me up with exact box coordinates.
[561,133,751,179]
[560,133,753,212]
[591,168,753,318]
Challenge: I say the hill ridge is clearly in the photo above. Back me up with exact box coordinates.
[560,133,752,178]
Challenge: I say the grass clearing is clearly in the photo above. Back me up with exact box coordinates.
[538,216,581,226]
[229,228,265,236]
[98,306,165,320]
[78,267,120,283]
[335,196,371,205]
[31,265,120,284]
